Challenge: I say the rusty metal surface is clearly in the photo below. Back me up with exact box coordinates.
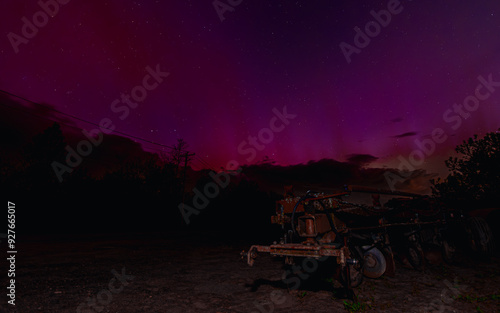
[243,185,454,293]
[346,185,422,198]
[276,191,349,215]
[298,215,317,237]
[348,220,445,231]
[243,243,349,266]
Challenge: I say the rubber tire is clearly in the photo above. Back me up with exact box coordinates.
[407,242,424,271]
[465,217,495,257]
[362,246,387,279]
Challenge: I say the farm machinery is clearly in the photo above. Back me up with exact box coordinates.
[240,185,491,297]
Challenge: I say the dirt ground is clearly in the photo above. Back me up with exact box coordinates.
[0,231,498,313]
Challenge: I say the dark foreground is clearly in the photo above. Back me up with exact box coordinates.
[0,231,498,313]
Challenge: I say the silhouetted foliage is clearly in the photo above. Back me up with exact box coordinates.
[25,122,67,186]
[2,123,190,234]
[432,129,500,209]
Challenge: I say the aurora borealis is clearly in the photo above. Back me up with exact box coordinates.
[2,0,500,176]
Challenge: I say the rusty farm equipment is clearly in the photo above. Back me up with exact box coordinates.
[241,188,362,298]
[240,185,467,297]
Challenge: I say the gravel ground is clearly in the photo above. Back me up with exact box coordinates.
[0,231,498,313]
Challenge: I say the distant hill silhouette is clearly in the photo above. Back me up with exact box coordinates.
[0,95,438,235]
[198,158,436,195]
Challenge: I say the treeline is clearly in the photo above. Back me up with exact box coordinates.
[0,123,280,238]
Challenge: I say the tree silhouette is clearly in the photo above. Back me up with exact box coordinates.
[23,122,67,187]
[432,129,500,209]
[165,138,190,176]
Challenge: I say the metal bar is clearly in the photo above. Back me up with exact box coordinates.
[306,192,350,201]
[246,243,344,263]
[349,220,445,231]
[347,185,422,198]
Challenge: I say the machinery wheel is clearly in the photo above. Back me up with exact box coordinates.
[407,242,424,271]
[465,217,495,257]
[340,247,364,288]
[441,238,456,264]
[361,246,386,278]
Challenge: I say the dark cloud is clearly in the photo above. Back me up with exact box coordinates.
[393,131,418,138]
[0,92,79,144]
[0,94,60,152]
[0,93,159,177]
[390,117,403,123]
[346,154,378,165]
[232,158,436,195]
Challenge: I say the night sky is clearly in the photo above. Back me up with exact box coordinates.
[2,0,500,176]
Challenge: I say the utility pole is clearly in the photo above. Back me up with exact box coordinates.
[180,151,195,213]
[168,139,193,213]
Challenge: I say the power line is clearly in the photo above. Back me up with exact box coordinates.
[0,101,167,169]
[0,89,176,151]
[195,156,219,172]
[0,88,220,170]
[0,101,88,133]
[192,158,211,170]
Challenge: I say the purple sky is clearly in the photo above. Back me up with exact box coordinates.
[2,0,500,175]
